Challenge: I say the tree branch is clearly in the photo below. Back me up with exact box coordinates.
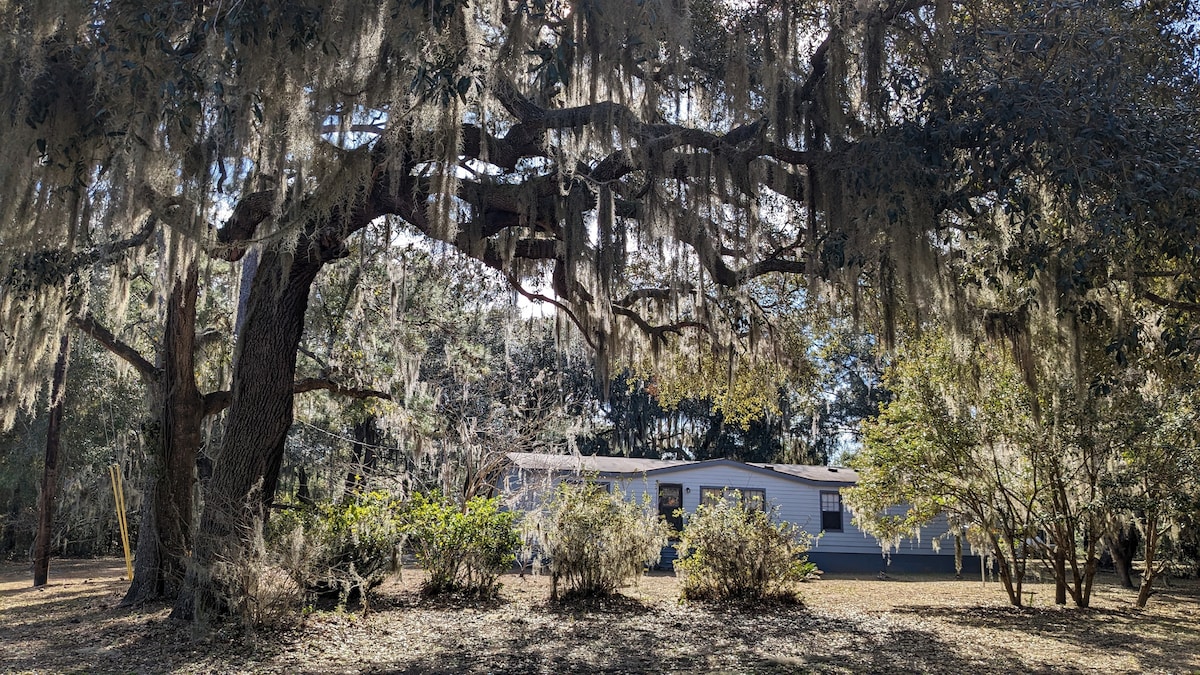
[320,123,387,135]
[202,390,232,417]
[203,377,394,417]
[292,378,393,401]
[214,190,276,261]
[4,215,158,294]
[1143,291,1200,313]
[612,306,709,344]
[615,285,696,308]
[88,214,159,266]
[501,271,597,350]
[70,314,159,382]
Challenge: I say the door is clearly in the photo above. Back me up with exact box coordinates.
[658,483,684,533]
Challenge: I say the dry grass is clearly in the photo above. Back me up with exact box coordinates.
[1,558,1198,673]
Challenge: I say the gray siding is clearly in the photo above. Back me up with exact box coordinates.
[502,461,959,559]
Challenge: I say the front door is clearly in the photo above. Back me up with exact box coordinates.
[658,483,684,533]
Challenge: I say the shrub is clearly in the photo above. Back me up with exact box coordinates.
[267,490,405,608]
[404,491,519,597]
[675,493,818,603]
[522,481,671,600]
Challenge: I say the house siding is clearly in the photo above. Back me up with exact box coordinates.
[501,459,963,563]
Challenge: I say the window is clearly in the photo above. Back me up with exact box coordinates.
[701,487,767,512]
[821,491,843,531]
[658,483,684,531]
[563,478,611,493]
[742,488,766,512]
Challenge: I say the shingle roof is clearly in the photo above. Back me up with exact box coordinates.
[504,452,857,485]
[749,462,858,484]
[505,452,688,473]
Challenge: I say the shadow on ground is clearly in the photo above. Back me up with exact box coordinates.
[4,561,1197,674]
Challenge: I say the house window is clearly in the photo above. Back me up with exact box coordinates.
[658,483,684,532]
[742,488,766,512]
[563,478,611,493]
[701,487,767,512]
[821,491,843,531]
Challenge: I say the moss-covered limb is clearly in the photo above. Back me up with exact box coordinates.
[2,216,157,300]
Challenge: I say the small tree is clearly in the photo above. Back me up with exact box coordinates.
[523,481,670,600]
[674,493,816,603]
[1109,386,1200,608]
[404,491,519,598]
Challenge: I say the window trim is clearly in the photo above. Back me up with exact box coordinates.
[820,490,844,532]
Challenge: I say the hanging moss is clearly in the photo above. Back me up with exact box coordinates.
[1,0,1198,431]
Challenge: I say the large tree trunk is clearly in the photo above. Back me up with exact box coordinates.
[345,416,380,495]
[33,334,71,587]
[1106,524,1139,590]
[123,265,203,605]
[173,245,325,621]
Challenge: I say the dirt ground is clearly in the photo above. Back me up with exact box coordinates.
[1,558,1198,674]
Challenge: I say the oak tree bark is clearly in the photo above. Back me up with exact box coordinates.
[122,264,203,605]
[174,213,361,620]
[1105,524,1139,590]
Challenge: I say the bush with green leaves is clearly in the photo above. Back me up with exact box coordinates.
[523,481,671,600]
[267,490,404,607]
[403,491,519,597]
[675,494,818,603]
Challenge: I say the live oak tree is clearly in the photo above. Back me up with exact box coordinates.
[3,0,1198,620]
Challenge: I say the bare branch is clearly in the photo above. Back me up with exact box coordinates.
[1143,291,1200,313]
[615,285,696,307]
[320,123,387,135]
[738,257,808,282]
[501,271,597,350]
[88,214,159,266]
[612,305,709,343]
[71,314,159,382]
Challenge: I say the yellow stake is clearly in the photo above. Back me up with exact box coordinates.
[109,464,133,580]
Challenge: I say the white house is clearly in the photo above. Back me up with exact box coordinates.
[500,452,977,574]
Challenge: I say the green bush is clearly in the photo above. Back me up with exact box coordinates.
[522,481,671,600]
[267,490,404,607]
[404,491,519,597]
[675,493,818,603]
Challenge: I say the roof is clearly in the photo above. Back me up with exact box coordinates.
[504,452,857,486]
[505,452,688,473]
[750,462,858,484]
